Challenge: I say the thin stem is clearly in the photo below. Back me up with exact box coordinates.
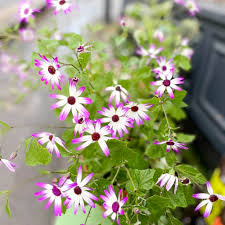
[58,61,80,73]
[125,167,136,192]
[161,102,172,136]
[125,212,131,225]
[75,52,83,72]
[84,207,92,225]
[111,166,120,185]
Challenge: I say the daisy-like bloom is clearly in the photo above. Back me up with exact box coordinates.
[100,185,128,224]
[19,28,35,42]
[76,43,92,55]
[18,0,40,22]
[152,57,175,78]
[0,156,17,172]
[136,44,163,59]
[181,38,189,46]
[120,16,126,27]
[181,48,194,60]
[104,85,129,107]
[150,72,184,99]
[97,104,133,137]
[184,0,200,16]
[34,54,65,90]
[153,138,188,153]
[34,176,69,216]
[64,166,98,214]
[153,30,165,42]
[73,116,89,136]
[46,0,74,15]
[156,173,179,194]
[72,120,113,157]
[125,102,153,126]
[50,79,92,121]
[193,181,225,218]
[32,132,68,158]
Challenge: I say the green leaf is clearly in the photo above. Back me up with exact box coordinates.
[0,121,11,136]
[174,55,191,71]
[25,137,52,166]
[176,133,195,143]
[5,195,11,217]
[78,52,91,69]
[146,143,166,159]
[175,164,206,184]
[126,168,155,192]
[172,90,187,107]
[64,33,82,49]
[166,151,178,167]
[167,211,182,225]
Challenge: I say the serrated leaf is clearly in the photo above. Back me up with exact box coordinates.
[175,164,206,184]
[174,55,191,71]
[126,168,155,192]
[166,151,178,167]
[25,137,52,166]
[176,133,195,143]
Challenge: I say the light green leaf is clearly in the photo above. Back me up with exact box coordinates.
[175,164,206,184]
[25,137,52,166]
[176,133,195,143]
[0,121,11,136]
[5,195,11,218]
[174,55,191,71]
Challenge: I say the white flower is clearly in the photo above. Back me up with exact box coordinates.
[46,0,73,15]
[104,85,130,107]
[72,116,89,136]
[156,173,179,194]
[136,44,163,59]
[98,103,133,137]
[193,181,225,218]
[64,166,98,214]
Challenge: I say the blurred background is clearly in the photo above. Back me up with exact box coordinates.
[0,0,225,225]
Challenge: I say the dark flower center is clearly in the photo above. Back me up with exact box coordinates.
[112,115,119,122]
[49,135,53,141]
[52,185,61,196]
[48,65,56,75]
[162,65,167,71]
[92,132,100,141]
[77,46,84,53]
[131,106,138,112]
[74,186,82,195]
[209,195,218,202]
[116,86,121,91]
[24,8,30,15]
[73,77,79,83]
[181,178,190,184]
[166,141,174,146]
[67,96,76,105]
[112,202,120,213]
[78,118,84,124]
[59,0,66,5]
[163,80,171,87]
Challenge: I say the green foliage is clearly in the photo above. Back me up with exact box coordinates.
[0,121,11,136]
[24,137,52,166]
[5,195,11,218]
[175,164,207,184]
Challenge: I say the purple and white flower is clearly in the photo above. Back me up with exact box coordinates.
[120,16,126,27]
[181,48,194,60]
[19,28,35,42]
[50,79,92,121]
[76,43,92,54]
[98,104,133,138]
[153,30,165,42]
[0,156,17,172]
[73,116,89,136]
[100,185,128,225]
[18,0,40,22]
[34,54,65,90]
[105,85,129,107]
[126,102,153,126]
[153,139,188,153]
[193,181,225,218]
[72,120,113,157]
[46,0,75,15]
[136,44,163,59]
[152,57,175,78]
[174,0,199,16]
[150,72,184,99]
[34,177,69,216]
[64,166,98,214]
[156,173,179,194]
[32,132,68,158]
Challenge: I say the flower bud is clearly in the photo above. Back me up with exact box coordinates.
[52,178,58,184]
[9,152,17,160]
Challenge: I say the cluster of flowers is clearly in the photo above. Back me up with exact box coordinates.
[174,0,200,16]
[35,165,127,224]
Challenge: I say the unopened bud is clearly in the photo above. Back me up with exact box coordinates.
[9,152,17,160]
[72,77,79,84]
[134,208,140,214]
[52,178,58,184]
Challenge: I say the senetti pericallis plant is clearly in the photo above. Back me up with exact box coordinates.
[0,0,224,225]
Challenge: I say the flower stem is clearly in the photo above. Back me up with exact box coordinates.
[84,207,92,225]
[111,166,120,184]
[125,167,136,192]
[161,102,172,136]
[58,61,80,73]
